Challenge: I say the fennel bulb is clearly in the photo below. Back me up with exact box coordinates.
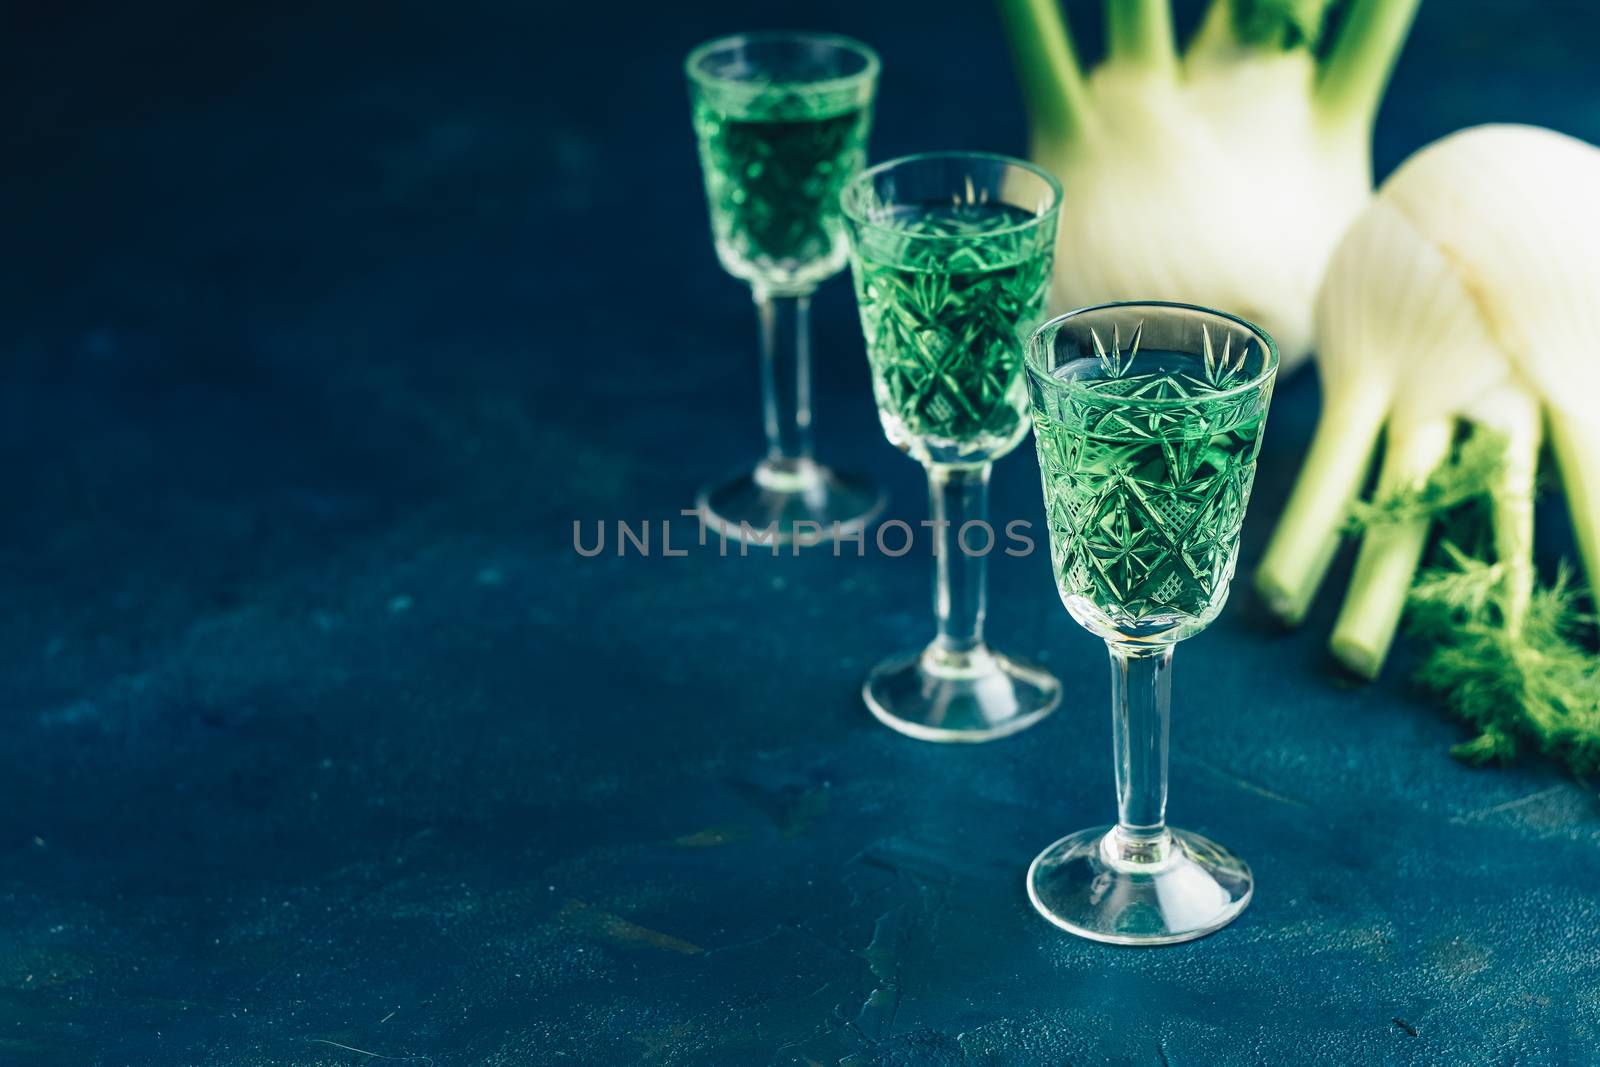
[1256,123,1600,768]
[997,0,1420,371]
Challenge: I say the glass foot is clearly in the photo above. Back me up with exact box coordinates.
[1027,826,1252,945]
[863,645,1060,743]
[696,458,884,546]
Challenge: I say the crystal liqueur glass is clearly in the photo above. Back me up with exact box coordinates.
[686,33,885,544]
[842,152,1063,741]
[1024,302,1278,944]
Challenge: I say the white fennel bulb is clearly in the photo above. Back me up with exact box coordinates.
[999,0,1421,371]
[1257,123,1600,681]
[1377,125,1600,597]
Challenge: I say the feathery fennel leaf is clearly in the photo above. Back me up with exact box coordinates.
[1347,429,1504,530]
[1351,428,1600,774]
[1409,552,1600,773]
[1230,0,1338,51]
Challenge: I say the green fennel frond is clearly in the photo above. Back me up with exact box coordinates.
[1348,428,1505,531]
[1408,542,1503,624]
[1230,0,1338,51]
[1370,427,1600,775]
[1409,558,1600,774]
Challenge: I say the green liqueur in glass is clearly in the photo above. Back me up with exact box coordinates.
[1025,303,1278,946]
[692,88,868,289]
[1033,341,1270,636]
[850,202,1054,464]
[686,34,884,546]
[842,152,1062,743]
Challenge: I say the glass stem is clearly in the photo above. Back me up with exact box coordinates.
[928,463,991,658]
[753,286,816,470]
[1107,642,1174,862]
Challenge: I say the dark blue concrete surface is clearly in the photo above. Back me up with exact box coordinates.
[5,2,1600,1064]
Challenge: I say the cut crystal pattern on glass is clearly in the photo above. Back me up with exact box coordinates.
[847,198,1056,465]
[1024,302,1279,946]
[840,152,1064,743]
[692,97,870,286]
[1030,315,1272,638]
[689,35,878,292]
[1033,377,1267,634]
[1200,322,1253,389]
[686,33,885,545]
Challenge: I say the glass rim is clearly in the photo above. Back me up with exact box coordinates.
[1026,301,1280,409]
[684,31,881,95]
[840,151,1065,241]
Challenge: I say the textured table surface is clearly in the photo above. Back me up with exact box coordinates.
[6,2,1600,1064]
